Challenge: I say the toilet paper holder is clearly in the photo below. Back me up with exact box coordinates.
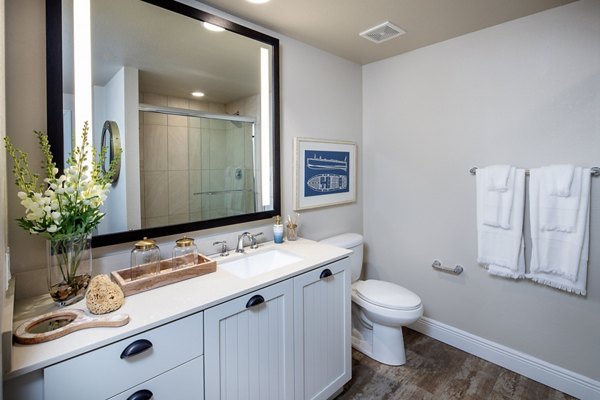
[432,259,463,275]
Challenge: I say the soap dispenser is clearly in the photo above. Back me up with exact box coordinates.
[273,215,284,244]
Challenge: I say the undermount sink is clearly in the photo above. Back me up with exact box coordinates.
[219,249,303,279]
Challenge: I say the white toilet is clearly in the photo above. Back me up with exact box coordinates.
[321,233,423,366]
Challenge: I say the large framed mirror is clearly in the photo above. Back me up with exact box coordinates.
[46,0,280,247]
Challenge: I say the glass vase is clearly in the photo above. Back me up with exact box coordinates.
[47,234,92,306]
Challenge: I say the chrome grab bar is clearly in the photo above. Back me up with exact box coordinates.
[432,259,463,275]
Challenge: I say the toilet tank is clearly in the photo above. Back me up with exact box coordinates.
[320,233,364,282]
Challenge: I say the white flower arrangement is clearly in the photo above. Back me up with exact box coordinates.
[4,122,120,240]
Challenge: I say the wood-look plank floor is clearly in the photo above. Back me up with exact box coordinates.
[336,328,576,400]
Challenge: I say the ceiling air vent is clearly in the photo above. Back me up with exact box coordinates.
[359,21,406,44]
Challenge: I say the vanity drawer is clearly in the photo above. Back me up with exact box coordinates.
[109,356,204,400]
[44,312,203,400]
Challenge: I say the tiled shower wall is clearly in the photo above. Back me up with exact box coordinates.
[139,92,260,228]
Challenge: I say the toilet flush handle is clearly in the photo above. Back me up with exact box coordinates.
[320,269,333,279]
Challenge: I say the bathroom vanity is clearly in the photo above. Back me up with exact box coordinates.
[3,239,351,400]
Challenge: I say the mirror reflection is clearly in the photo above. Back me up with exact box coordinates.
[55,0,279,245]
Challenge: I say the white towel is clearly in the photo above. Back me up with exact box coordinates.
[542,164,575,197]
[481,166,516,229]
[486,165,512,192]
[539,167,582,233]
[476,167,526,279]
[527,168,590,295]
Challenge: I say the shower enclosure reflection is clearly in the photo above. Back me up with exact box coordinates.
[139,105,260,228]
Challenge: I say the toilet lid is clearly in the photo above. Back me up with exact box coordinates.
[354,280,422,311]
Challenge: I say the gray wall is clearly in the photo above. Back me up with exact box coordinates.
[362,0,600,381]
[280,38,363,241]
[5,0,49,298]
[4,0,363,299]
[0,0,6,391]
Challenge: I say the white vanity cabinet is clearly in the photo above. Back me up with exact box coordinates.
[204,279,295,400]
[293,259,351,400]
[204,257,351,400]
[43,312,204,400]
[5,241,352,400]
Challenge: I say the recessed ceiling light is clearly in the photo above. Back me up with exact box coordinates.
[191,91,205,97]
[247,0,270,4]
[203,22,225,32]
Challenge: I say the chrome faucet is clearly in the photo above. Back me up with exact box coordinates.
[236,231,264,253]
[236,232,252,253]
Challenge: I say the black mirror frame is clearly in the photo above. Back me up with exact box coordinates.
[45,0,281,247]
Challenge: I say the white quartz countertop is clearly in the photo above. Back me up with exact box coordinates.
[6,239,351,379]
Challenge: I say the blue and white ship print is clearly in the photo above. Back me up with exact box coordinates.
[304,150,350,197]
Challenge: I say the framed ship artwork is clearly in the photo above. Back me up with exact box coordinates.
[293,137,357,210]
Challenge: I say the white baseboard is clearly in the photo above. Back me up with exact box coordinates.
[410,317,600,400]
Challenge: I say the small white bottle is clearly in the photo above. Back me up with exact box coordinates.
[273,215,284,244]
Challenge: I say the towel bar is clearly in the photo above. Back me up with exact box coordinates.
[432,260,463,275]
[469,166,600,177]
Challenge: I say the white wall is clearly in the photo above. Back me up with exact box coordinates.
[4,0,362,299]
[93,66,140,234]
[363,0,600,382]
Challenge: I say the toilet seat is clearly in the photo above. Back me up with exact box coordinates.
[353,280,421,311]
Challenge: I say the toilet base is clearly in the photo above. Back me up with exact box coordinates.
[351,309,407,366]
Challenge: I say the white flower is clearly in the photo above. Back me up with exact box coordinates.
[7,122,119,239]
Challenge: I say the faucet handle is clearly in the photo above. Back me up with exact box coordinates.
[250,232,263,249]
[213,241,229,257]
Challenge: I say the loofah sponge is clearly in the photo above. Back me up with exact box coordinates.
[86,274,125,314]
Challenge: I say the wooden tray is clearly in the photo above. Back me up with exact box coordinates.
[111,254,217,297]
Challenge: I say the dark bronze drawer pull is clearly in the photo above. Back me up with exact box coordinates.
[246,294,265,308]
[127,389,153,400]
[320,269,333,279]
[120,339,153,359]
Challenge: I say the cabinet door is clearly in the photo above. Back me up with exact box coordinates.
[294,258,352,400]
[204,280,294,400]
